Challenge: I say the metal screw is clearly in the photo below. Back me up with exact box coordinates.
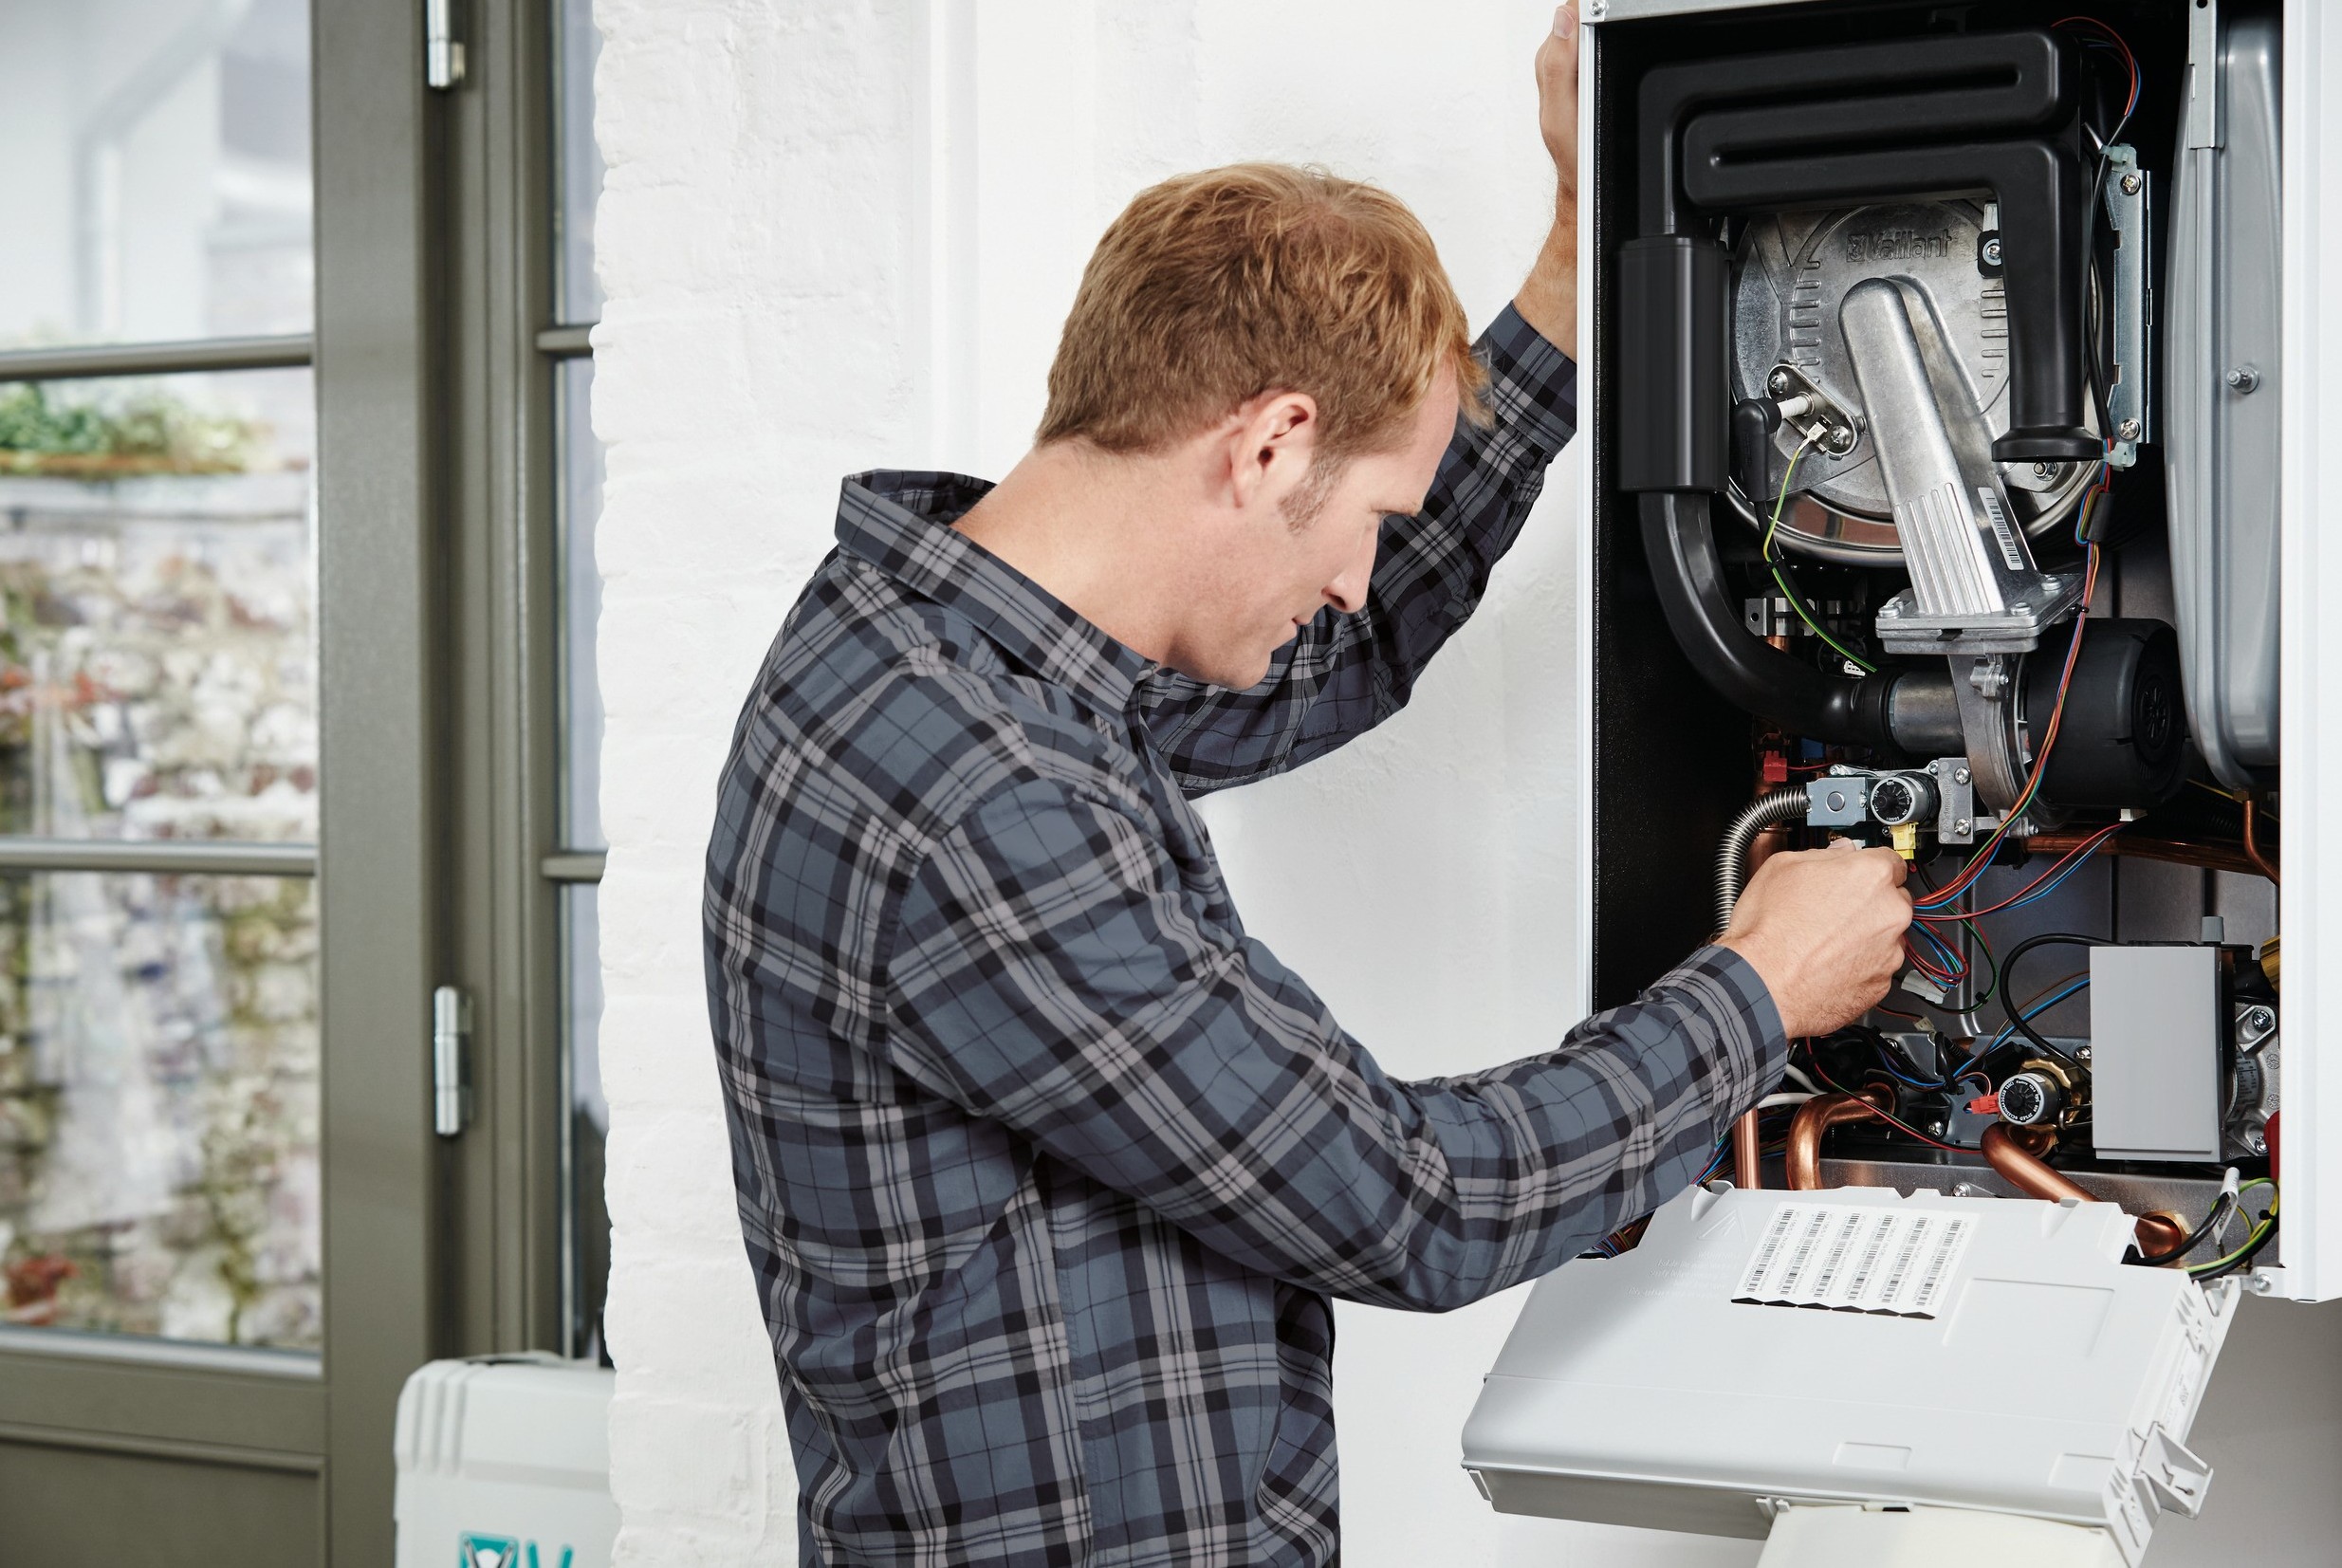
[2244,1125,2268,1155]
[2077,1044,2093,1063]
[1953,767,1971,786]
[1769,368,1794,396]
[2121,172,2143,194]
[2031,462,2054,479]
[1953,819,1972,835]
[2227,365,2262,394]
[2116,417,2142,441]
[1981,237,2003,267]
[1928,1119,1947,1136]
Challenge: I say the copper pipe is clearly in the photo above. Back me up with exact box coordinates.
[1981,1123,2090,1202]
[1732,1109,1762,1190]
[1785,1090,1888,1190]
[2025,832,2265,878]
[2242,796,2279,884]
[1980,1125,2192,1258]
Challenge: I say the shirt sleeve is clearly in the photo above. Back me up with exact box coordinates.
[1137,304,1577,796]
[881,776,1784,1313]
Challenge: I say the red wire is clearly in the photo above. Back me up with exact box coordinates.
[2054,16,2140,116]
[1919,548,2102,908]
[1913,821,2124,924]
[1797,1046,1974,1154]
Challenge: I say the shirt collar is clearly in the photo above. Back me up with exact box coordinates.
[836,470,1156,720]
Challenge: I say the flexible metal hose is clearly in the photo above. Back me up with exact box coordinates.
[1714,786,1813,937]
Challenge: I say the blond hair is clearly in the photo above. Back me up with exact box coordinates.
[1036,164,1488,462]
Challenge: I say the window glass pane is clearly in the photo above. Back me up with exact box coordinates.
[555,0,604,325]
[0,368,317,844]
[557,358,603,850]
[0,0,313,348]
[0,870,319,1351]
[562,882,606,1360]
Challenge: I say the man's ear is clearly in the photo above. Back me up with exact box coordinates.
[1223,391,1319,512]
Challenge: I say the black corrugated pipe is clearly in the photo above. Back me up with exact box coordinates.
[1639,491,1961,756]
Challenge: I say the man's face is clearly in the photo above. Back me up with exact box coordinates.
[1169,367,1461,690]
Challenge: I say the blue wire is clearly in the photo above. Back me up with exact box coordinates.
[1908,918,1968,981]
[1915,827,2116,914]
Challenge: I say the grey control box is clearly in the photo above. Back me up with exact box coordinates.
[2090,946,2224,1161]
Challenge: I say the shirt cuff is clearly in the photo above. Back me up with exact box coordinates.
[1476,302,1579,460]
[1649,943,1791,1115]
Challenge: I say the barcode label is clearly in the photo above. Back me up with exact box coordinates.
[1733,1203,1975,1319]
[1977,486,2027,572]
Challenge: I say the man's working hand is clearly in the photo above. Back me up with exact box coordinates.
[1719,839,1913,1040]
[1514,5,1579,356]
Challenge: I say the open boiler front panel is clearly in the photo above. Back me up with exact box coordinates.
[1466,1,2342,1555]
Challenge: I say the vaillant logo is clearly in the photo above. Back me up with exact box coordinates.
[460,1535,576,1568]
[1842,228,1955,262]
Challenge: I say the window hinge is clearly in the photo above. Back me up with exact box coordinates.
[433,986,473,1137]
[426,0,467,91]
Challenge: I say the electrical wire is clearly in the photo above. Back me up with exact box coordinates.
[2056,14,2140,524]
[1762,433,1875,673]
[2191,1184,2279,1281]
[1910,544,2103,911]
[1800,1046,1974,1153]
[2134,1192,2238,1268]
[1991,932,2103,1070]
[1916,821,2122,923]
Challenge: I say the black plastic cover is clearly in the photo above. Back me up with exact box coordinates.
[1617,237,1729,494]
[2029,618,2190,809]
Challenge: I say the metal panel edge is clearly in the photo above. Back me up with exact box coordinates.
[2279,0,2334,1301]
[1586,0,1808,20]
[1572,22,1599,1022]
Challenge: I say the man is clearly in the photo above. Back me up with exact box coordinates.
[704,8,1911,1564]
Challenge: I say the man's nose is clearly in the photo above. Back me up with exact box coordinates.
[1322,533,1377,615]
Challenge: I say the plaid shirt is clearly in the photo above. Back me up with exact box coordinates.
[705,306,1786,1567]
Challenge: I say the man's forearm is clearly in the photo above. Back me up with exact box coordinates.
[1513,198,1577,360]
[1515,5,1580,357]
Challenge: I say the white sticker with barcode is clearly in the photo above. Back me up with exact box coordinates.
[1976,486,2028,573]
[1734,1203,1974,1318]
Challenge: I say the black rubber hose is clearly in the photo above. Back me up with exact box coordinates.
[1639,491,1960,752]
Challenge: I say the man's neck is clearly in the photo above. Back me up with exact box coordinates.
[954,443,1187,667]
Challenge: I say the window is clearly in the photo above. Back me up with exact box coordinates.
[0,4,608,1554]
[0,0,320,1357]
